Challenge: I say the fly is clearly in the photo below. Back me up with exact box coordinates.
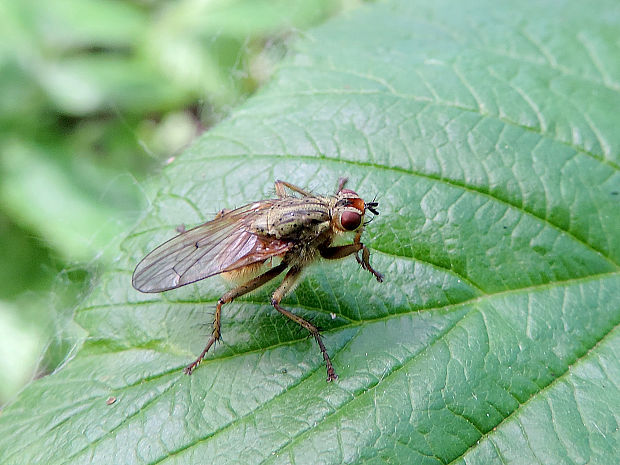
[132,178,383,381]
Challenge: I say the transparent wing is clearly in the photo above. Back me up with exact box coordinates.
[132,201,292,293]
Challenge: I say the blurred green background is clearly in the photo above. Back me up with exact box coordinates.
[0,0,364,405]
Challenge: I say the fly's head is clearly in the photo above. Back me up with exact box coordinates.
[332,189,379,233]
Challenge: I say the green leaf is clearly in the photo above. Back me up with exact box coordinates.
[2,0,619,464]
[0,141,138,262]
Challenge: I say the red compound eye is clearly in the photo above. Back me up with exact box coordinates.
[340,211,361,230]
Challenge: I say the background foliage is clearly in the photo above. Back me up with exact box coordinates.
[0,0,356,402]
[1,0,619,464]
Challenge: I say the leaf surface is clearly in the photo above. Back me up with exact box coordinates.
[2,1,619,464]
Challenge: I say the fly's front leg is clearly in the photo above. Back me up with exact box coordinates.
[320,235,384,283]
[354,244,384,283]
[184,262,288,375]
[275,180,312,198]
[353,230,383,282]
[271,266,338,382]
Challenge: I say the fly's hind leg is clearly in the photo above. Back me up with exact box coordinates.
[271,266,338,382]
[184,262,288,375]
[275,180,312,198]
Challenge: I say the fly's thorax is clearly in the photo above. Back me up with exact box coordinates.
[249,196,332,239]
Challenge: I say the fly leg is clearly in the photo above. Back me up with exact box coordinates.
[271,266,338,382]
[184,262,288,375]
[354,244,384,283]
[275,180,312,198]
[337,177,348,192]
[353,230,383,282]
[319,236,384,283]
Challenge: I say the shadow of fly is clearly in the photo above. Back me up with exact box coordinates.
[132,178,383,381]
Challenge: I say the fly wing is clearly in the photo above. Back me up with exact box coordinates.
[132,200,292,293]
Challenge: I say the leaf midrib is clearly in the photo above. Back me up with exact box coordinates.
[77,271,619,378]
[158,275,620,464]
[161,153,619,266]
[18,271,619,464]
